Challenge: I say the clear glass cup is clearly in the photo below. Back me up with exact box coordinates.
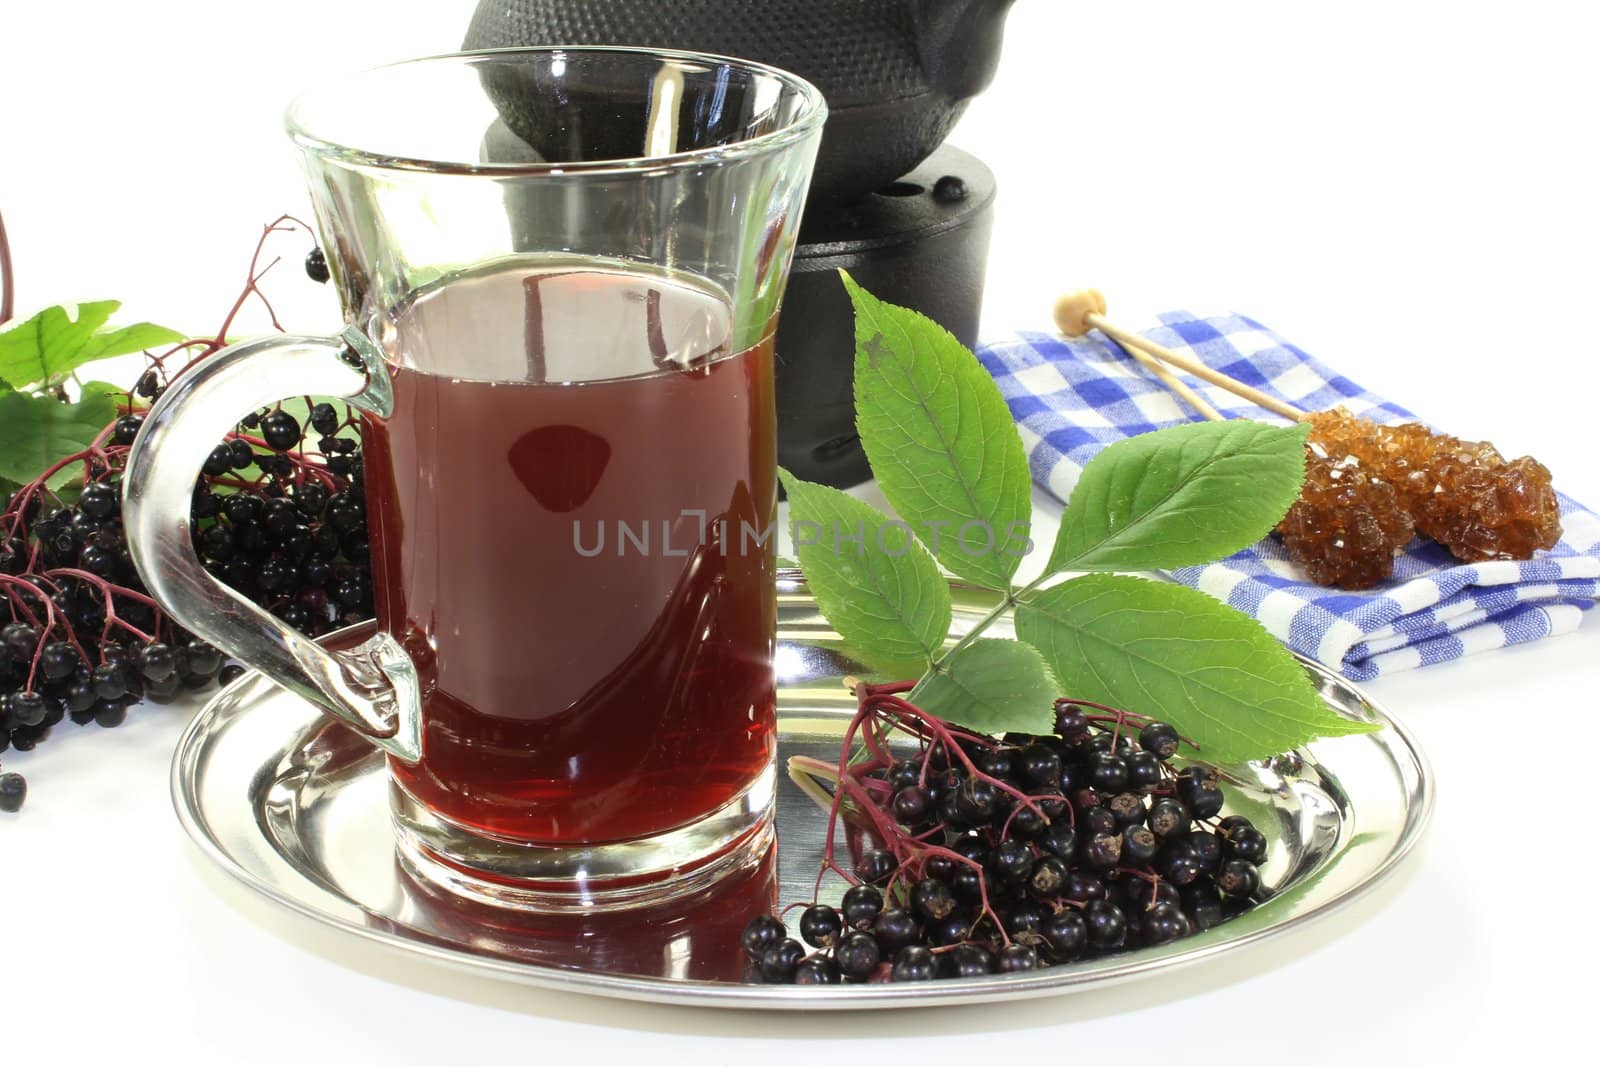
[122,48,824,910]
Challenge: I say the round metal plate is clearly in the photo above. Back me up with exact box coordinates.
[171,574,1433,1009]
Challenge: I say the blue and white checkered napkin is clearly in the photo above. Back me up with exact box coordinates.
[977,313,1600,681]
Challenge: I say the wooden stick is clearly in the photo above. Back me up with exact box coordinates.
[1052,289,1309,422]
[1118,341,1225,422]
[1089,315,1308,422]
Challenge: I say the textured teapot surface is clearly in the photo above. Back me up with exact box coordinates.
[464,0,1016,204]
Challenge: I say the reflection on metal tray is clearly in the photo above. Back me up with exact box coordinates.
[171,574,1432,1009]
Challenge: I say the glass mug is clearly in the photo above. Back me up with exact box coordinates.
[123,49,824,909]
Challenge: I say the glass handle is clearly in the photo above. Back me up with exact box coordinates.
[121,327,422,763]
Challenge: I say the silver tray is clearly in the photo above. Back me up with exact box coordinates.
[171,574,1433,1009]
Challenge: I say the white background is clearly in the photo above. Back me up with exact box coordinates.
[2,2,1598,1064]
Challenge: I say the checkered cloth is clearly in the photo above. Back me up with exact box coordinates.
[977,312,1600,681]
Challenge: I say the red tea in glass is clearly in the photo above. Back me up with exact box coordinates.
[363,260,778,846]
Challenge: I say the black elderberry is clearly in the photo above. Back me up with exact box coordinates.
[218,663,246,687]
[1215,859,1261,899]
[0,772,26,813]
[1183,829,1223,872]
[144,673,182,703]
[136,642,176,682]
[63,679,97,714]
[1087,754,1129,793]
[1080,805,1117,838]
[309,402,340,436]
[228,438,256,470]
[856,847,897,885]
[1007,803,1046,838]
[305,247,331,284]
[839,883,883,927]
[1018,743,1063,788]
[1125,751,1163,791]
[949,864,985,904]
[1054,704,1091,741]
[294,483,329,518]
[12,691,47,727]
[942,944,994,978]
[1139,721,1181,759]
[2,622,40,660]
[9,724,45,750]
[892,786,931,826]
[891,945,938,982]
[38,641,79,681]
[274,602,313,633]
[1082,832,1123,870]
[1083,900,1127,948]
[79,543,119,579]
[260,410,302,452]
[202,445,233,477]
[1038,823,1078,860]
[1107,792,1147,827]
[989,837,1033,884]
[1028,855,1069,898]
[975,746,1018,781]
[223,495,263,525]
[741,915,786,960]
[920,914,966,947]
[179,643,222,678]
[258,557,297,593]
[1181,882,1225,930]
[1159,850,1204,888]
[834,931,881,979]
[872,908,920,954]
[1178,777,1225,820]
[758,939,806,982]
[1122,824,1159,866]
[952,778,999,824]
[799,905,842,948]
[911,878,957,922]
[793,957,841,985]
[1146,797,1191,841]
[112,414,144,445]
[1042,908,1088,960]
[995,944,1039,973]
[886,760,922,792]
[1004,900,1047,937]
[78,482,120,520]
[1142,903,1187,946]
[94,701,128,728]
[1062,871,1107,903]
[1223,825,1269,865]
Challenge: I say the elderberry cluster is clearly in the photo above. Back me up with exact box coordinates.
[744,704,1267,984]
[1,398,371,812]
[190,402,372,633]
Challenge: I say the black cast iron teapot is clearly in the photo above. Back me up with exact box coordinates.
[463,0,1017,205]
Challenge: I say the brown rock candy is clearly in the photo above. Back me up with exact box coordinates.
[1276,445,1415,589]
[1307,409,1562,564]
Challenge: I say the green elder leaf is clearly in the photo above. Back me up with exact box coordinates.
[908,639,1058,737]
[0,301,182,388]
[781,469,951,676]
[843,272,1032,590]
[1015,574,1378,764]
[1049,420,1310,574]
[75,320,186,365]
[0,384,119,490]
